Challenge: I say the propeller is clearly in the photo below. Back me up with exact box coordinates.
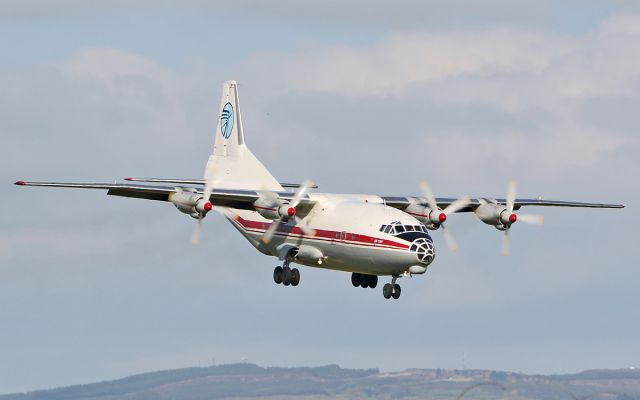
[419,181,471,251]
[191,168,216,245]
[501,229,510,257]
[499,179,544,256]
[261,179,316,244]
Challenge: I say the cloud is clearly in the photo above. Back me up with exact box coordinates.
[599,12,640,34]
[63,47,173,91]
[284,29,570,98]
[4,1,638,34]
[0,46,221,183]
[242,15,640,183]
[281,15,640,103]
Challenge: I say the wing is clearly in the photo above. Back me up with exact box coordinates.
[382,196,624,212]
[14,181,315,213]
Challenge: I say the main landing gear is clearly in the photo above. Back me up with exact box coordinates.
[351,273,378,289]
[273,265,300,287]
[382,275,401,300]
[352,273,401,299]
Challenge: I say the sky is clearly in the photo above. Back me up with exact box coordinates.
[1,0,639,394]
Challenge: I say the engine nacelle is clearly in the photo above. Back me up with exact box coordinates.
[253,198,295,221]
[404,204,447,230]
[475,203,517,230]
[295,245,325,265]
[171,191,211,219]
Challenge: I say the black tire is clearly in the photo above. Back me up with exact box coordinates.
[360,276,369,288]
[383,283,393,299]
[291,268,300,286]
[351,273,361,287]
[391,284,401,299]
[282,266,292,286]
[369,275,378,289]
[273,266,283,284]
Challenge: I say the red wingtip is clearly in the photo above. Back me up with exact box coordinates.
[15,180,26,185]
[124,178,133,181]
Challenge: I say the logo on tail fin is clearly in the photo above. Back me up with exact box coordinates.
[220,102,234,139]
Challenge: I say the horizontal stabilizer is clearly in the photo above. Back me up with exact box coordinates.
[123,178,318,189]
[124,178,204,185]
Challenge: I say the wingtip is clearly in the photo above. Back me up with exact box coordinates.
[124,177,133,181]
[14,180,26,186]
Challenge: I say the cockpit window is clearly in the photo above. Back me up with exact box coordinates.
[380,222,429,235]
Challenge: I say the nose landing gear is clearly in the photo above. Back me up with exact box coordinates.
[382,276,401,299]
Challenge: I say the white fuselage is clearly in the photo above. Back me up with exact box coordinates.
[225,193,435,276]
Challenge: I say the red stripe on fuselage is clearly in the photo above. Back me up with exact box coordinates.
[232,215,409,250]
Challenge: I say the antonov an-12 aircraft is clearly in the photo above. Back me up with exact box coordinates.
[16,81,624,299]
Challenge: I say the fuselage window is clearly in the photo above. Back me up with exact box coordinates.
[351,234,357,240]
[335,232,340,239]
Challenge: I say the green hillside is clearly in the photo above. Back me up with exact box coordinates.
[2,363,639,400]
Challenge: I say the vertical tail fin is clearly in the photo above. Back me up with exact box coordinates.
[204,81,282,191]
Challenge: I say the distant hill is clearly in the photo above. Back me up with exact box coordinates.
[2,363,640,400]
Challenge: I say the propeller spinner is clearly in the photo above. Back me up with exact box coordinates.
[475,179,544,255]
[260,179,316,244]
[415,181,471,252]
[190,168,216,245]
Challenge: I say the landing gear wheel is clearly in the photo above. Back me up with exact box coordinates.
[351,273,361,287]
[291,268,300,286]
[273,266,283,284]
[282,266,292,286]
[383,283,393,299]
[360,277,370,288]
[391,284,401,299]
[369,275,378,289]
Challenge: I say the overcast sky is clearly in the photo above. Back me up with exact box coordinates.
[1,0,639,394]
